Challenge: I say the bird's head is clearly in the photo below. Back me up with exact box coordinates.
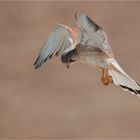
[61,47,79,68]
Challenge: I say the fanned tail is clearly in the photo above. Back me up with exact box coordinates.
[108,59,140,96]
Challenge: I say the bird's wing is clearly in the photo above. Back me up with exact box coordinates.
[75,13,113,58]
[34,24,74,69]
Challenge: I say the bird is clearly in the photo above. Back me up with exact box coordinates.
[34,13,140,96]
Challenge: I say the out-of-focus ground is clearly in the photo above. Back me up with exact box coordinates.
[0,1,140,139]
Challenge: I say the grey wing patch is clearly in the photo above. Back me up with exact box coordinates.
[86,15,101,32]
[75,13,101,33]
[76,43,107,57]
[75,13,114,58]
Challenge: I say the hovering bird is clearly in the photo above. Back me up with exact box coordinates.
[34,13,140,96]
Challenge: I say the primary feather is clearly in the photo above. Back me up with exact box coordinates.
[34,24,73,69]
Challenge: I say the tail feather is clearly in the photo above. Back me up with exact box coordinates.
[108,59,140,96]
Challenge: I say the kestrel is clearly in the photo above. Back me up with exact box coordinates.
[34,13,140,96]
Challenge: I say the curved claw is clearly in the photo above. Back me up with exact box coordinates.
[65,62,70,68]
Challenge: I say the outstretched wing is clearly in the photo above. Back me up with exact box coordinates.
[34,24,74,69]
[75,13,113,58]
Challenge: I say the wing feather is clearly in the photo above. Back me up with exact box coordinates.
[75,13,113,58]
[34,24,73,69]
[75,13,101,33]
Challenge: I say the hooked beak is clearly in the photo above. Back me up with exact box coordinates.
[61,47,79,69]
[64,62,70,68]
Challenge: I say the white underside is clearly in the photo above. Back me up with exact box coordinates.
[79,55,108,68]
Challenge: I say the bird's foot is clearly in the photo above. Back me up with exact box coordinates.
[101,68,113,86]
[101,77,109,86]
[107,75,113,84]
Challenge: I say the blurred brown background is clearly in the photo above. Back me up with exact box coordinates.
[0,1,140,139]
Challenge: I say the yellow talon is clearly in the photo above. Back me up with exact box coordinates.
[101,68,113,86]
[107,75,113,84]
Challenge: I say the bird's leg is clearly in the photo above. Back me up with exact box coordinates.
[105,68,113,84]
[101,68,113,86]
[101,69,109,86]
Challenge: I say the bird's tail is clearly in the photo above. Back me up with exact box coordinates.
[108,59,140,96]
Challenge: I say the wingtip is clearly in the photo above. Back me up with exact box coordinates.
[120,84,140,96]
[33,55,49,69]
[33,56,41,69]
[33,63,42,69]
[74,12,101,32]
[74,12,79,20]
[33,63,39,69]
[75,12,85,20]
[34,65,38,69]
[136,89,140,95]
[136,82,140,94]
